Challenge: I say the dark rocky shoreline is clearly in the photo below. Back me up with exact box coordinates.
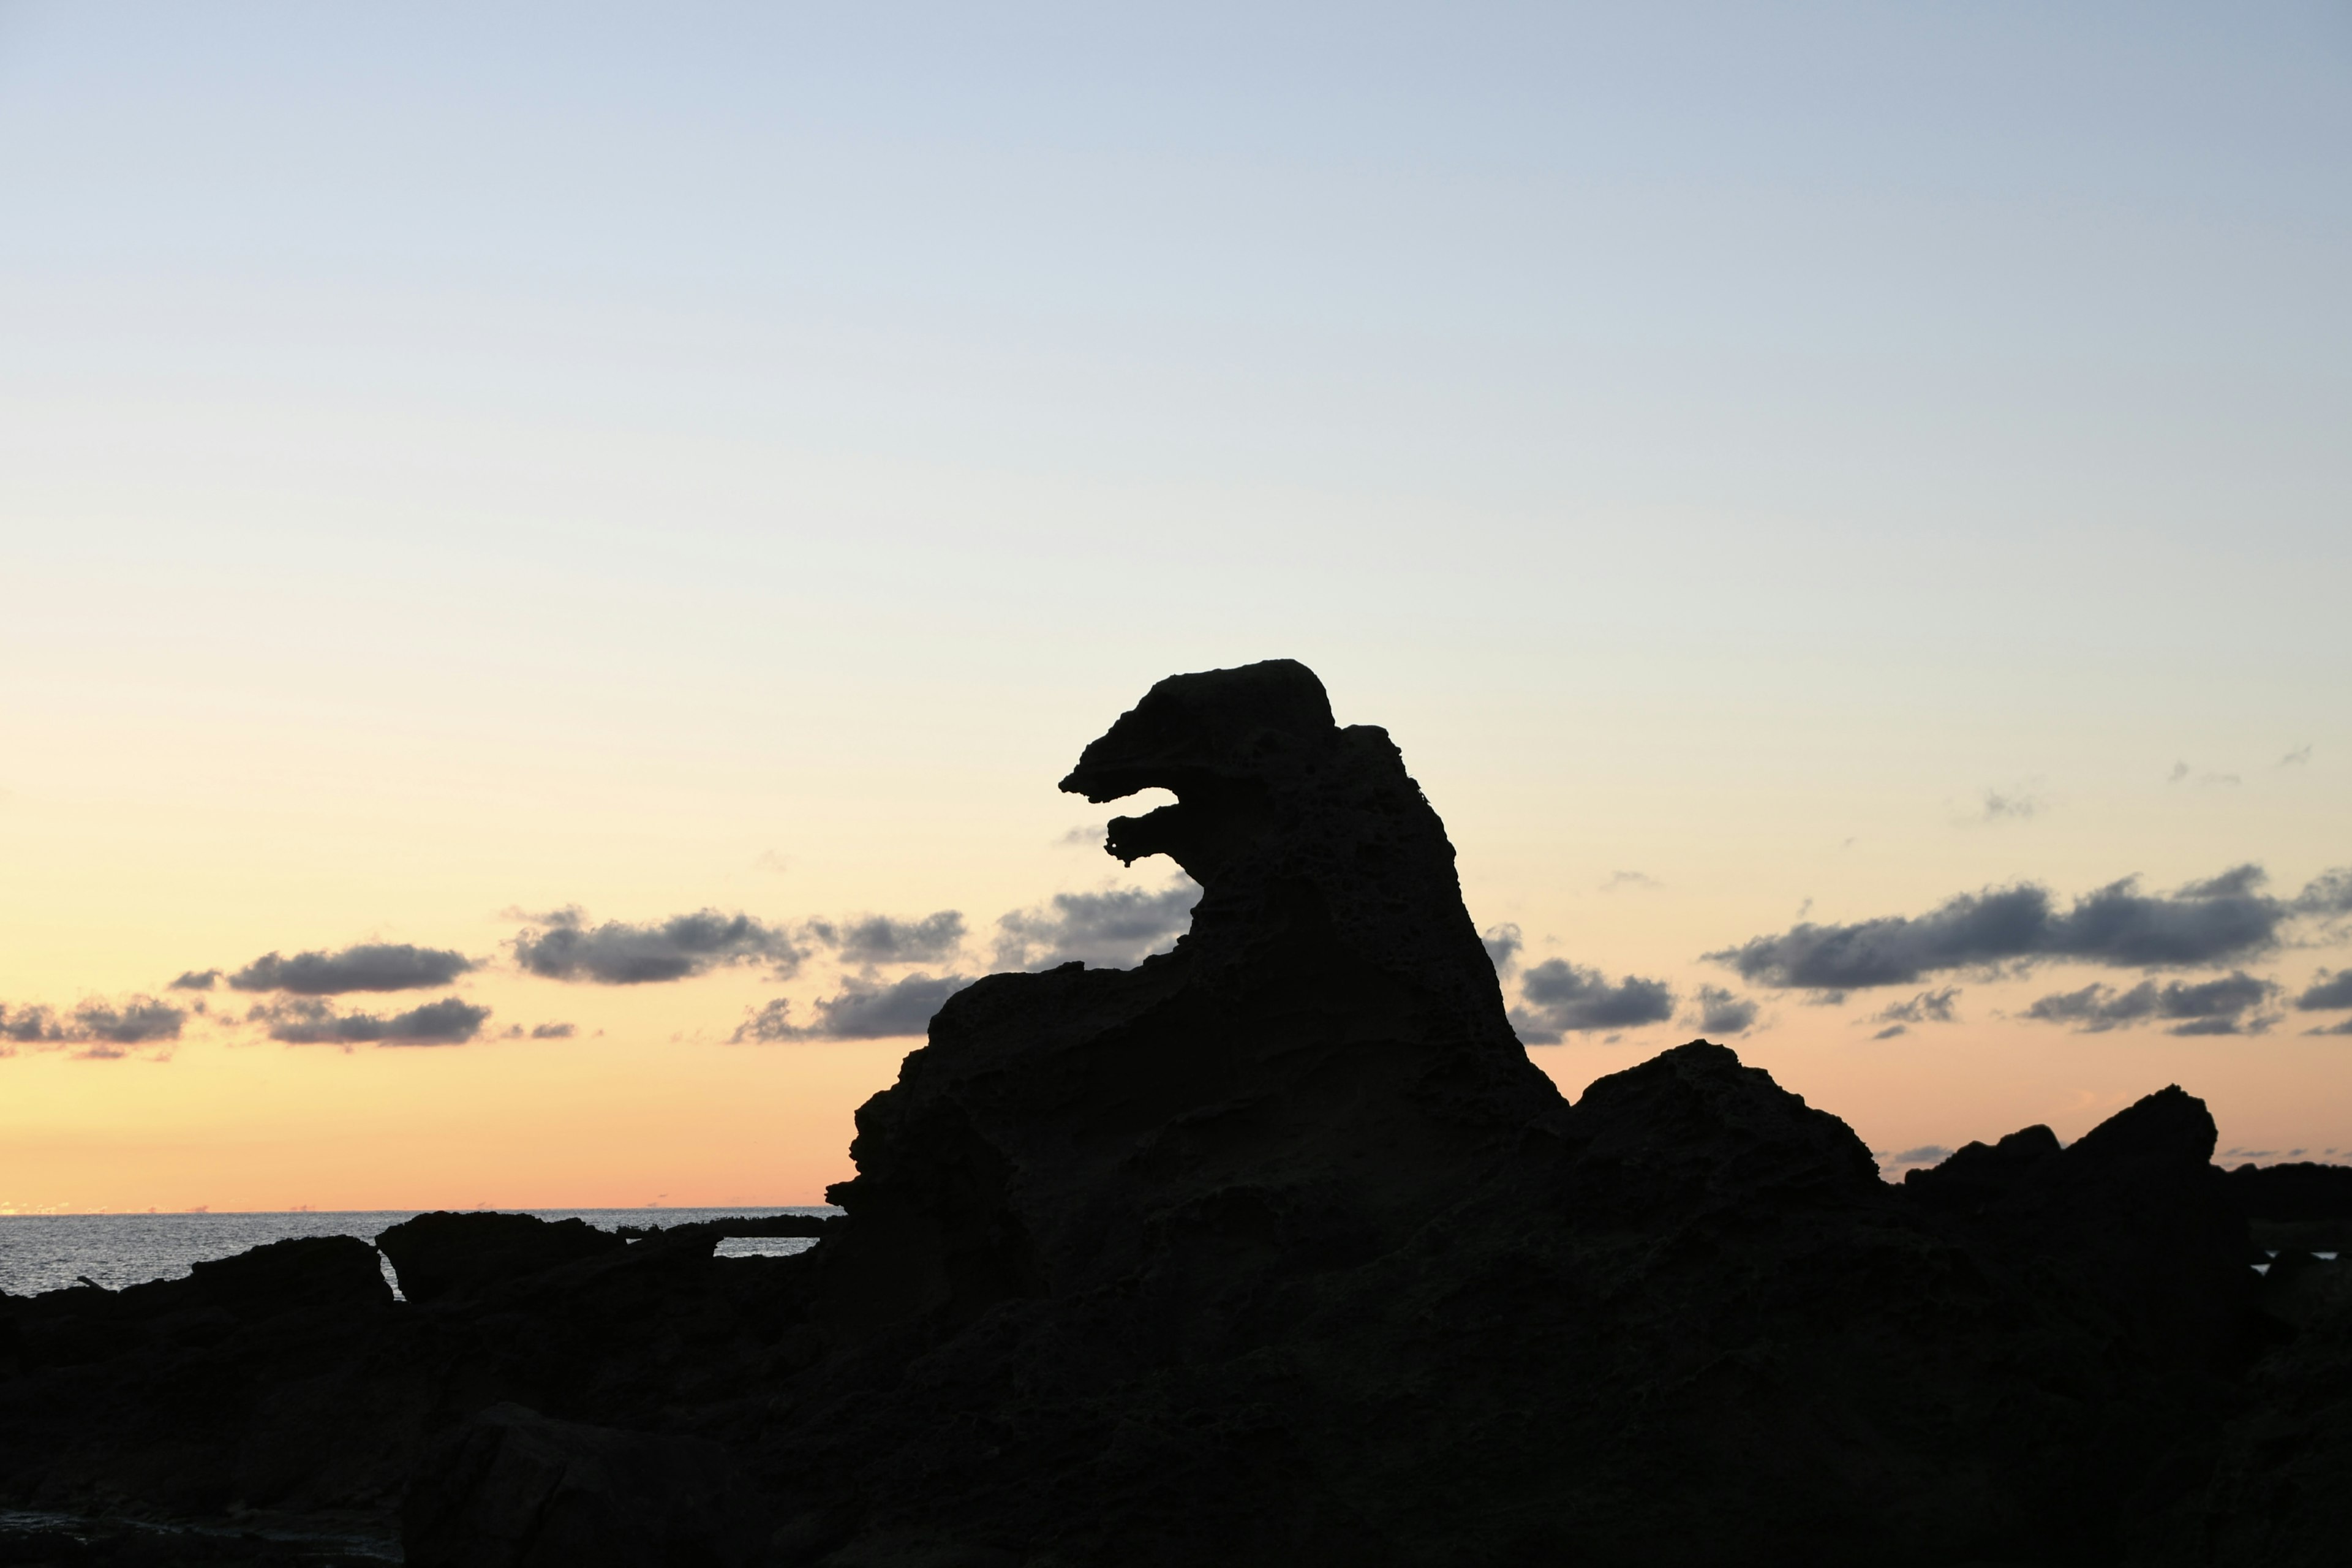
[5,661,2346,1566]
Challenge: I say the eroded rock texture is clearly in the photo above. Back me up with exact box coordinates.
[1,660,2343,1567]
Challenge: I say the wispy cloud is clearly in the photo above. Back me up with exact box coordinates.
[1975,788,2042,823]
[1481,923,1523,973]
[2280,745,2312,767]
[1599,870,1660,892]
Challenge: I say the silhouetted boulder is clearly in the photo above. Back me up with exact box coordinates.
[2223,1159,2352,1222]
[186,1234,392,1316]
[375,1213,625,1305]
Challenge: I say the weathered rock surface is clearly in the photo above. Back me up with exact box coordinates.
[402,1403,766,1568]
[1,660,2344,1565]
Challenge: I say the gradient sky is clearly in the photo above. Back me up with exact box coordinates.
[3,2,2348,1212]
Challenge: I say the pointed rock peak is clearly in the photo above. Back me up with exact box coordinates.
[2065,1084,2217,1169]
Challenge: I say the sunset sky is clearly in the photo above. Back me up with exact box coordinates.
[3,2,2348,1213]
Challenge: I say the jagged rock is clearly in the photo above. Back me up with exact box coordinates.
[375,1213,625,1305]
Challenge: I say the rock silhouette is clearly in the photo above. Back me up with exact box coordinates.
[0,659,2345,1565]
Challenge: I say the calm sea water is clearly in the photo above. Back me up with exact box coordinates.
[0,1208,832,1298]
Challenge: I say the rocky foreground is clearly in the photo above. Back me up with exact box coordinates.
[4,661,2349,1567]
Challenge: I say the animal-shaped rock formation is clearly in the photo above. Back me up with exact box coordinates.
[0,660,2340,1567]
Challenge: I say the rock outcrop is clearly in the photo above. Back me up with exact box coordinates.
[0,660,2343,1566]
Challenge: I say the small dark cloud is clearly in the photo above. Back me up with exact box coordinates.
[1600,870,1660,892]
[2304,1017,2352,1037]
[511,908,804,984]
[1511,960,1675,1044]
[1481,924,1523,973]
[1977,790,2041,823]
[530,1022,576,1039]
[2295,869,2352,918]
[730,973,974,1042]
[2280,745,2312,767]
[1057,823,1106,848]
[0,997,185,1050]
[0,1004,62,1044]
[168,970,219,992]
[1872,1025,1908,1039]
[993,881,1201,971]
[805,911,965,967]
[1692,985,1757,1036]
[1872,987,1960,1027]
[1709,867,2291,992]
[2023,970,2278,1036]
[2296,971,2352,1011]
[2168,761,2190,784]
[253,996,491,1047]
[228,943,475,996]
[1887,1145,1951,1165]
[72,997,187,1045]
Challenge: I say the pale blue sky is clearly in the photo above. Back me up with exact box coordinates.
[2,3,2349,1205]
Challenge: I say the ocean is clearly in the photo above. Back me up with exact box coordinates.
[0,1208,832,1298]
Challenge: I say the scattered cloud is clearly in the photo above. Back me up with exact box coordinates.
[2304,1017,2352,1037]
[252,996,491,1047]
[1872,1025,1908,1039]
[2296,971,2352,1011]
[510,908,804,985]
[168,970,219,992]
[1481,924,1523,973]
[1692,985,1757,1036]
[1057,823,1107,848]
[1976,789,2042,823]
[1600,870,1660,892]
[0,997,186,1054]
[1511,960,1675,1044]
[992,880,1201,971]
[806,911,965,967]
[731,973,975,1042]
[1885,1145,1951,1166]
[2280,745,2312,767]
[1872,987,1960,1027]
[2296,870,2352,918]
[2023,970,2279,1036]
[530,1022,576,1039]
[1708,865,2341,992]
[752,850,791,875]
[228,943,475,995]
